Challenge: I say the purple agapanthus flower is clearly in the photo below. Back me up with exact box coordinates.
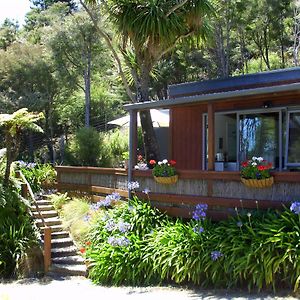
[290,202,300,215]
[237,221,243,227]
[193,226,204,234]
[192,203,208,221]
[104,219,116,232]
[107,236,131,247]
[211,250,223,261]
[117,220,131,233]
[128,181,140,191]
[83,214,91,222]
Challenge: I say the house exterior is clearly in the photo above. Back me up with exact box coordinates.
[55,68,300,220]
[123,68,300,219]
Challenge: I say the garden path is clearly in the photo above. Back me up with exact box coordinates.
[0,277,298,300]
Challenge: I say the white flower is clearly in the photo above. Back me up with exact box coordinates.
[138,163,149,170]
[257,157,264,162]
[134,165,140,170]
[252,162,257,166]
[158,161,163,165]
[142,188,150,194]
[162,159,168,164]
[252,156,257,161]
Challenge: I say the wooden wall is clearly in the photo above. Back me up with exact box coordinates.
[170,106,205,169]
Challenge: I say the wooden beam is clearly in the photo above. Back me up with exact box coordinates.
[207,103,215,171]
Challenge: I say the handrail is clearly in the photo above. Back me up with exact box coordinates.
[15,170,52,273]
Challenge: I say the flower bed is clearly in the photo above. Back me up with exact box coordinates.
[80,184,300,291]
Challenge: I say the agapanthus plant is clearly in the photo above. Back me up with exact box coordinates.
[150,159,177,177]
[241,156,272,180]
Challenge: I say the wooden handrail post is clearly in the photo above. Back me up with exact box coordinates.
[207,103,215,171]
[21,183,28,198]
[43,227,52,273]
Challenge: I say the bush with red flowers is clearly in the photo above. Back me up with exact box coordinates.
[150,159,177,177]
[241,156,272,180]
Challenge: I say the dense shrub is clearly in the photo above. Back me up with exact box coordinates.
[85,195,300,291]
[0,186,38,278]
[65,127,102,166]
[17,162,56,193]
[87,196,167,285]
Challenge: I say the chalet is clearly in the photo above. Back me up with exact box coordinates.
[57,67,300,219]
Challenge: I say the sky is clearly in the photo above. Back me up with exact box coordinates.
[0,0,31,26]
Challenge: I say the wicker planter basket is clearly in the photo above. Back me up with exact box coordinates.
[241,176,274,188]
[154,175,178,184]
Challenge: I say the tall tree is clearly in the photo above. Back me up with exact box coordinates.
[82,0,214,160]
[46,11,106,127]
[30,0,76,12]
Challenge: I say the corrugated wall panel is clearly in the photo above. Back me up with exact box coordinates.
[170,106,205,170]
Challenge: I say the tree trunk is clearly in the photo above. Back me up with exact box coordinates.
[138,65,160,161]
[84,46,92,128]
[44,107,54,163]
[3,132,19,187]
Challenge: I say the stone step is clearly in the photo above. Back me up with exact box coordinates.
[50,263,86,277]
[33,210,58,219]
[51,237,74,249]
[51,246,78,258]
[40,224,65,233]
[52,255,85,265]
[31,205,54,212]
[36,217,61,227]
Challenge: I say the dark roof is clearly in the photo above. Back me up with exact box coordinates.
[168,67,300,99]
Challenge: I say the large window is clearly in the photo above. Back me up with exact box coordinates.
[203,108,285,171]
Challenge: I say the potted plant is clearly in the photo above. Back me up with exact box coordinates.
[240,156,274,188]
[150,159,178,184]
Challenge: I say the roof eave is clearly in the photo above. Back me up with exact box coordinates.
[124,82,300,111]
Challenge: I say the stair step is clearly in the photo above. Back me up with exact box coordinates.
[36,200,52,205]
[45,231,69,239]
[50,263,86,277]
[33,210,58,218]
[52,255,85,265]
[51,237,74,248]
[51,246,78,257]
[36,217,61,227]
[31,205,54,212]
[40,224,64,233]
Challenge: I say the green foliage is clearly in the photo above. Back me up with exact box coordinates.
[86,198,300,291]
[87,196,167,285]
[59,197,91,245]
[65,127,102,166]
[18,163,56,193]
[48,192,70,211]
[0,186,38,278]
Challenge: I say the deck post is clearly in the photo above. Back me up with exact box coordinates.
[128,109,138,197]
[43,227,52,273]
[207,103,215,171]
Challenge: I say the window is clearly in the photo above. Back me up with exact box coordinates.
[286,111,300,167]
[203,108,284,171]
[239,112,280,169]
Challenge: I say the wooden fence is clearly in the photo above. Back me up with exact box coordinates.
[56,166,299,220]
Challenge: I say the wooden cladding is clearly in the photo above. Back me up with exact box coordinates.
[170,106,204,169]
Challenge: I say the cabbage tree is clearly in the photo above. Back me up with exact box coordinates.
[81,0,214,160]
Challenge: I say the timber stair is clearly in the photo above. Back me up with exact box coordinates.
[32,195,86,277]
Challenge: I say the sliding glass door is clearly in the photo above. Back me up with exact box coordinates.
[286,111,300,167]
[239,112,281,169]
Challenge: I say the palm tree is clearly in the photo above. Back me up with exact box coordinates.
[0,108,44,186]
[81,0,214,160]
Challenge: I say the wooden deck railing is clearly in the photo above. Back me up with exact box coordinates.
[55,166,297,220]
[16,171,51,273]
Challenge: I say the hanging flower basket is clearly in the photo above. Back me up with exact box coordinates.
[154,175,178,185]
[241,176,274,188]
